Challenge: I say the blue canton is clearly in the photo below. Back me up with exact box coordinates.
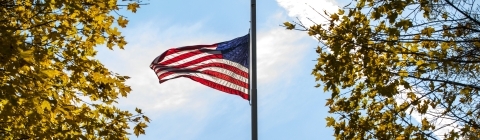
[216,34,250,68]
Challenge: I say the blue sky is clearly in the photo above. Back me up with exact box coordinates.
[96,0,342,139]
[93,0,364,140]
[92,0,464,139]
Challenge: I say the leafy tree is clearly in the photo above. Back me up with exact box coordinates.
[285,0,480,139]
[0,0,149,139]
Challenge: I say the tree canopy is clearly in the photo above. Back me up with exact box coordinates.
[0,0,149,139]
[286,0,480,139]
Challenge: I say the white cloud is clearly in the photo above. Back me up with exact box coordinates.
[257,25,311,85]
[93,1,342,139]
[94,21,241,139]
[277,0,340,28]
[95,21,238,121]
[95,9,315,131]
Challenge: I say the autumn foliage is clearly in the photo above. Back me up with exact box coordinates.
[0,0,148,139]
[286,0,480,139]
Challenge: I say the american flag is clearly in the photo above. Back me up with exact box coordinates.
[150,34,250,100]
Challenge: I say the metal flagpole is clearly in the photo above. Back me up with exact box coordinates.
[250,0,258,139]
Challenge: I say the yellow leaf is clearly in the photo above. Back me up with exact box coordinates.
[326,116,336,127]
[460,87,472,95]
[41,100,51,111]
[0,0,149,139]
[108,27,121,36]
[416,60,424,66]
[331,13,339,21]
[36,105,44,114]
[410,44,418,52]
[127,3,140,13]
[429,63,437,69]
[119,86,131,97]
[117,16,129,28]
[118,37,127,49]
[338,9,345,15]
[441,42,449,51]
[421,118,430,130]
[135,107,142,114]
[41,70,60,78]
[421,27,435,37]
[442,12,448,19]
[283,22,295,30]
[399,70,408,77]
[19,48,35,63]
[96,36,105,44]
[407,92,417,100]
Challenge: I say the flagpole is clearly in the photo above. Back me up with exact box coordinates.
[250,0,258,139]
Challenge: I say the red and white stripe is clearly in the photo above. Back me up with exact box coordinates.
[150,45,249,100]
